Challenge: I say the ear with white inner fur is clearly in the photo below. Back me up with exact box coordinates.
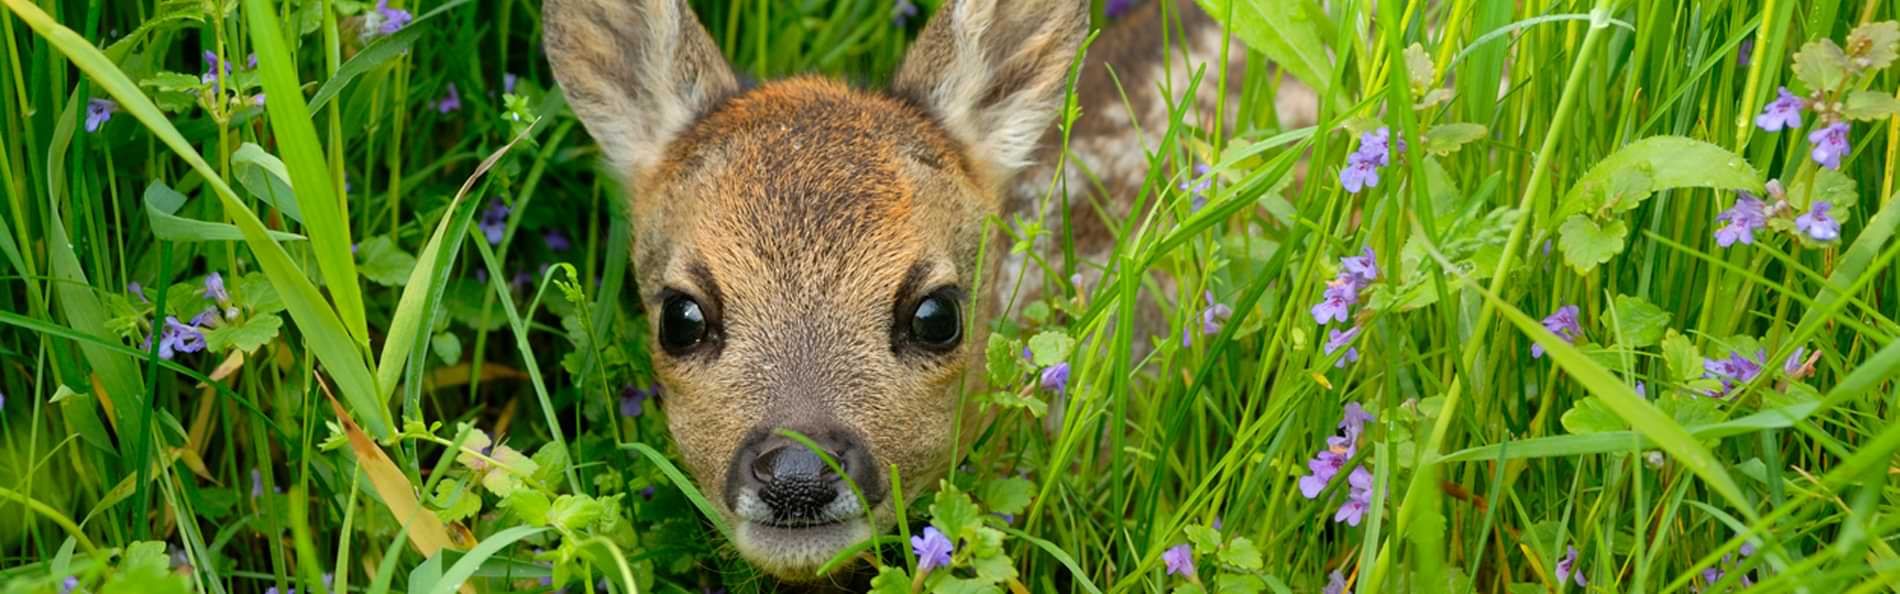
[892,0,1088,184]
[543,0,738,179]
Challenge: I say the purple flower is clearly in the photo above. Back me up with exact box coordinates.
[1737,35,1755,66]
[249,468,282,496]
[1200,292,1232,336]
[1754,87,1804,132]
[1298,449,1348,498]
[203,272,229,302]
[892,0,919,27]
[60,576,78,594]
[1180,164,1212,211]
[157,316,206,360]
[1105,0,1138,19]
[367,0,413,36]
[544,230,571,252]
[1161,543,1195,577]
[201,51,233,92]
[1339,156,1380,194]
[503,73,519,94]
[84,98,116,133]
[1794,201,1840,241]
[129,281,148,302]
[1333,466,1373,526]
[479,200,509,245]
[1040,363,1071,394]
[251,93,267,107]
[1530,304,1583,359]
[1340,247,1378,286]
[436,83,462,113]
[619,385,651,418]
[1322,571,1347,594]
[247,53,259,69]
[1325,327,1362,368]
[1809,122,1850,169]
[911,526,953,572]
[1783,346,1808,377]
[1556,545,1586,587]
[1714,194,1767,247]
[1357,128,1393,165]
[1310,280,1359,325]
[1340,402,1374,441]
[1635,381,1647,398]
[1703,349,1766,396]
[1702,567,1725,587]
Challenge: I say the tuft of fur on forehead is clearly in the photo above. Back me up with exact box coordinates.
[639,78,987,284]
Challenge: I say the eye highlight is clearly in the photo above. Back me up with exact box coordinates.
[900,288,963,352]
[658,293,710,354]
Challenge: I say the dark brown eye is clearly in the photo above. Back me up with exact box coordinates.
[659,295,708,353]
[908,290,961,349]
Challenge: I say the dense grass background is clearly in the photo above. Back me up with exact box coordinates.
[2,0,1899,592]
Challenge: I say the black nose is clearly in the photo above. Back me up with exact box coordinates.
[729,428,883,525]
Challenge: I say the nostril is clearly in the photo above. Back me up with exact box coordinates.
[751,445,838,485]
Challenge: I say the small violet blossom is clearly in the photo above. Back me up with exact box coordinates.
[201,51,233,92]
[1556,545,1586,587]
[1322,571,1347,594]
[85,99,116,133]
[1783,346,1810,378]
[911,526,953,573]
[892,0,919,27]
[1530,304,1583,359]
[157,316,207,360]
[1702,349,1766,397]
[1809,122,1850,169]
[366,0,413,37]
[1325,326,1361,368]
[60,576,79,594]
[1333,466,1373,526]
[1105,0,1138,19]
[1179,164,1212,211]
[1311,248,1377,326]
[1714,194,1768,247]
[1200,291,1232,336]
[503,73,519,94]
[203,272,229,302]
[1298,402,1375,521]
[1754,87,1804,132]
[1794,201,1840,242]
[1040,362,1071,394]
[1339,127,1401,194]
[1161,543,1195,578]
[1309,280,1359,325]
[544,230,571,252]
[479,200,509,245]
[436,83,462,113]
[620,384,656,418]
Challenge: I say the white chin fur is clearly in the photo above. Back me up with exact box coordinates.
[733,517,874,581]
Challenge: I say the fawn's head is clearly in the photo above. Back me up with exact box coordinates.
[545,0,1085,579]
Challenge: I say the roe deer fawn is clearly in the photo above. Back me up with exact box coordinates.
[543,0,1299,582]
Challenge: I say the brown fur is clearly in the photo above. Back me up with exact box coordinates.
[542,0,1310,582]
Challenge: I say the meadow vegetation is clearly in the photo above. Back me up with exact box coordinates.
[2,0,1899,592]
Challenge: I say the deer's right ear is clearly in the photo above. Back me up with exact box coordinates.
[544,0,738,178]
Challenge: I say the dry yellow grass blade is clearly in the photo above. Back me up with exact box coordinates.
[320,378,460,558]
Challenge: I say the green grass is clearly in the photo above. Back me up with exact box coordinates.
[2,0,1899,592]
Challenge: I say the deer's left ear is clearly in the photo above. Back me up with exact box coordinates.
[892,0,1088,182]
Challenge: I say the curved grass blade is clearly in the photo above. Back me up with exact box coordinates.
[243,0,366,345]
[2,0,391,437]
[619,442,735,540]
[1468,276,1759,523]
[145,181,305,242]
[424,526,549,594]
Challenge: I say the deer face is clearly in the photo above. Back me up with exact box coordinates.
[544,0,1084,579]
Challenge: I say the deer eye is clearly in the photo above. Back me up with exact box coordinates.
[659,294,708,353]
[907,290,962,350]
